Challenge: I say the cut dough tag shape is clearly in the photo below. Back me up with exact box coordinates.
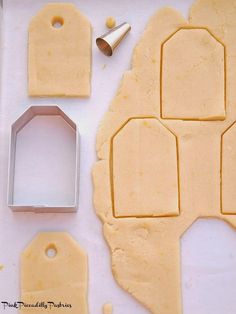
[21,232,88,313]
[161,27,226,121]
[111,118,179,217]
[28,3,91,97]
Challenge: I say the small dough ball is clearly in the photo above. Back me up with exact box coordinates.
[106,17,116,29]
[103,303,113,314]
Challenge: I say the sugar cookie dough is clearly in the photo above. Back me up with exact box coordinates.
[93,1,236,313]
[28,3,91,97]
[161,28,225,120]
[21,232,88,314]
[103,303,113,314]
[112,118,179,217]
[106,17,116,29]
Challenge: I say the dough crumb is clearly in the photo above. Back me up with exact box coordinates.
[106,17,116,29]
[103,303,113,314]
[0,264,4,271]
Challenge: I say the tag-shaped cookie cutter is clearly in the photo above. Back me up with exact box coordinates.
[8,105,79,213]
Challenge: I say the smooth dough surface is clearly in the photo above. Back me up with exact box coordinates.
[21,232,88,313]
[112,118,179,217]
[106,17,116,29]
[28,3,91,97]
[93,1,236,313]
[161,28,225,120]
[103,303,113,314]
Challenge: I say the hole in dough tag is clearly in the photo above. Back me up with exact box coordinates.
[28,3,91,97]
[21,232,88,313]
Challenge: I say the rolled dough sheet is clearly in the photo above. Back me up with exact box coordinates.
[28,3,91,97]
[21,232,88,314]
[93,1,236,313]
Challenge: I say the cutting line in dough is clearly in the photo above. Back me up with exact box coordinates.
[160,26,226,121]
[221,121,236,214]
[109,116,180,218]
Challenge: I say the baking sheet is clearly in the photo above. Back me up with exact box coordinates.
[1,1,236,313]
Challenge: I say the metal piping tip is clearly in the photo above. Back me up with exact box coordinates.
[96,22,131,56]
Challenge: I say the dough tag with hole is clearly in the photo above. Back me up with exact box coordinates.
[21,232,88,313]
[28,3,91,97]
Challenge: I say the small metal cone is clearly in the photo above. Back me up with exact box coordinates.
[97,22,131,56]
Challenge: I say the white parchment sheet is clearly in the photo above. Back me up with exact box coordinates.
[1,1,236,314]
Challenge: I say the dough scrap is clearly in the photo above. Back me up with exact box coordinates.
[103,303,113,314]
[93,1,236,313]
[28,3,91,97]
[21,232,88,313]
[106,17,116,29]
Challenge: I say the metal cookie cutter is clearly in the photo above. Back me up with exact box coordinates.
[8,105,80,213]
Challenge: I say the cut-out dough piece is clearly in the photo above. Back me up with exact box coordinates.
[112,118,179,217]
[161,28,225,120]
[28,3,91,97]
[103,303,113,314]
[221,122,236,214]
[21,232,88,314]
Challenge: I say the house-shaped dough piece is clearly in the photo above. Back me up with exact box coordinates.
[161,28,225,120]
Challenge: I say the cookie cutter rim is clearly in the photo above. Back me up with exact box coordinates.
[7,105,80,213]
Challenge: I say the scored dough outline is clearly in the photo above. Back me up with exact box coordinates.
[220,120,236,215]
[160,26,227,121]
[109,116,180,218]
